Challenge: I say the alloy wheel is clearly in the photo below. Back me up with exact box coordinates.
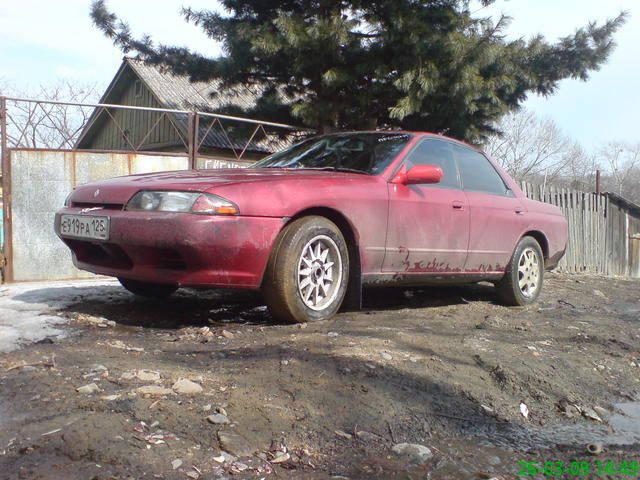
[517,247,540,298]
[297,235,343,311]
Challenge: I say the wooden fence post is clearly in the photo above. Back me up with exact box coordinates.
[1,96,13,282]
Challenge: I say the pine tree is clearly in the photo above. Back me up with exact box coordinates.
[91,0,626,142]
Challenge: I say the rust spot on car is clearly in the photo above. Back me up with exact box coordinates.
[406,259,462,273]
[399,248,462,273]
[464,263,505,273]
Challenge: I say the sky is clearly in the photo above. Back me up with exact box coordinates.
[0,0,638,151]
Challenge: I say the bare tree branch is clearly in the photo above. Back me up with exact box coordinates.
[600,141,640,196]
[484,109,571,183]
[2,80,102,149]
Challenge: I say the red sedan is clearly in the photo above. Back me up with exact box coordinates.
[55,132,568,323]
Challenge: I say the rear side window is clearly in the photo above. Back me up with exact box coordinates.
[453,144,508,195]
[403,139,460,189]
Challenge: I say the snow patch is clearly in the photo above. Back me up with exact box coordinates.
[0,279,119,353]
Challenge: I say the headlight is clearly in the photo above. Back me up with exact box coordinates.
[126,191,239,215]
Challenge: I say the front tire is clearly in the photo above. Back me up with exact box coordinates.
[263,216,349,323]
[496,236,544,306]
[118,278,178,298]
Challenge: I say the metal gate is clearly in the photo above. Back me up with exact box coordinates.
[0,96,307,282]
[6,149,190,282]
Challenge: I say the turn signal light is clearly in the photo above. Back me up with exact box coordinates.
[191,194,240,215]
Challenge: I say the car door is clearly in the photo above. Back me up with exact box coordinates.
[451,143,527,273]
[382,139,470,274]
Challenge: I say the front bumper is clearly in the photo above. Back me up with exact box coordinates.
[54,209,285,289]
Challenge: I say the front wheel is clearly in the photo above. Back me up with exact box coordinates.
[118,278,178,298]
[495,236,544,306]
[262,216,349,323]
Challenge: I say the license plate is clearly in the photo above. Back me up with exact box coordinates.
[60,214,110,241]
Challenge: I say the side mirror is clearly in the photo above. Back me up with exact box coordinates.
[392,164,443,185]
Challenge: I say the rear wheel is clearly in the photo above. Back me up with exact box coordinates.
[496,236,544,306]
[118,278,178,298]
[263,216,349,323]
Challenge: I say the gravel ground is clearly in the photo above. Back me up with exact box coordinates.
[0,272,639,479]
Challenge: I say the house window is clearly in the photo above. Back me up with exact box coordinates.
[134,80,143,98]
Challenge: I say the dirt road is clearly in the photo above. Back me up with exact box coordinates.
[1,273,639,479]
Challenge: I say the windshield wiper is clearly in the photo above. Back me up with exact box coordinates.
[299,166,370,175]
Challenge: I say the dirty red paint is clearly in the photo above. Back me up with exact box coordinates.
[464,264,505,274]
[398,248,463,273]
[54,131,568,291]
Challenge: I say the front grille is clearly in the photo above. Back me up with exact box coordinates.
[125,246,188,270]
[66,240,133,270]
[71,202,124,210]
[65,239,187,272]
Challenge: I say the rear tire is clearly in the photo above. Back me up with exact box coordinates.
[118,278,178,298]
[263,216,349,323]
[496,236,544,306]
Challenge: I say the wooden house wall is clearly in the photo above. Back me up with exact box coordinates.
[608,200,640,277]
[631,215,640,278]
[85,79,184,151]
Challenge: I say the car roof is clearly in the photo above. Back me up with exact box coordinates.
[318,130,482,153]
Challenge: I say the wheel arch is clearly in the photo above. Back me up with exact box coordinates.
[287,207,359,244]
[522,230,549,260]
[284,207,363,310]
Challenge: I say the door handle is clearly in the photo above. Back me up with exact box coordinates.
[452,201,464,210]
[515,207,525,215]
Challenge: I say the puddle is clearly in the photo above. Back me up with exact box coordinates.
[533,402,640,447]
[608,402,640,443]
[470,402,640,451]
[614,301,640,318]
[0,400,32,451]
[207,303,271,324]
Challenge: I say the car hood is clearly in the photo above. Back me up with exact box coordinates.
[69,168,372,206]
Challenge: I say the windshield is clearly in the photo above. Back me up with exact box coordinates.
[252,133,413,174]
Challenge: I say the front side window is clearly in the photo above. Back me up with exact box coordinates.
[453,144,508,195]
[403,139,460,189]
[253,133,412,174]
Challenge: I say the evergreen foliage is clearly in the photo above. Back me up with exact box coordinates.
[91,0,626,141]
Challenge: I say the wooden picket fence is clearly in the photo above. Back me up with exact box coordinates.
[519,181,608,274]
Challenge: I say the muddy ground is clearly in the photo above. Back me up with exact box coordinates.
[0,272,639,479]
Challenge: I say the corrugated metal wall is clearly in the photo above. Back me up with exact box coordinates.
[9,149,189,281]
